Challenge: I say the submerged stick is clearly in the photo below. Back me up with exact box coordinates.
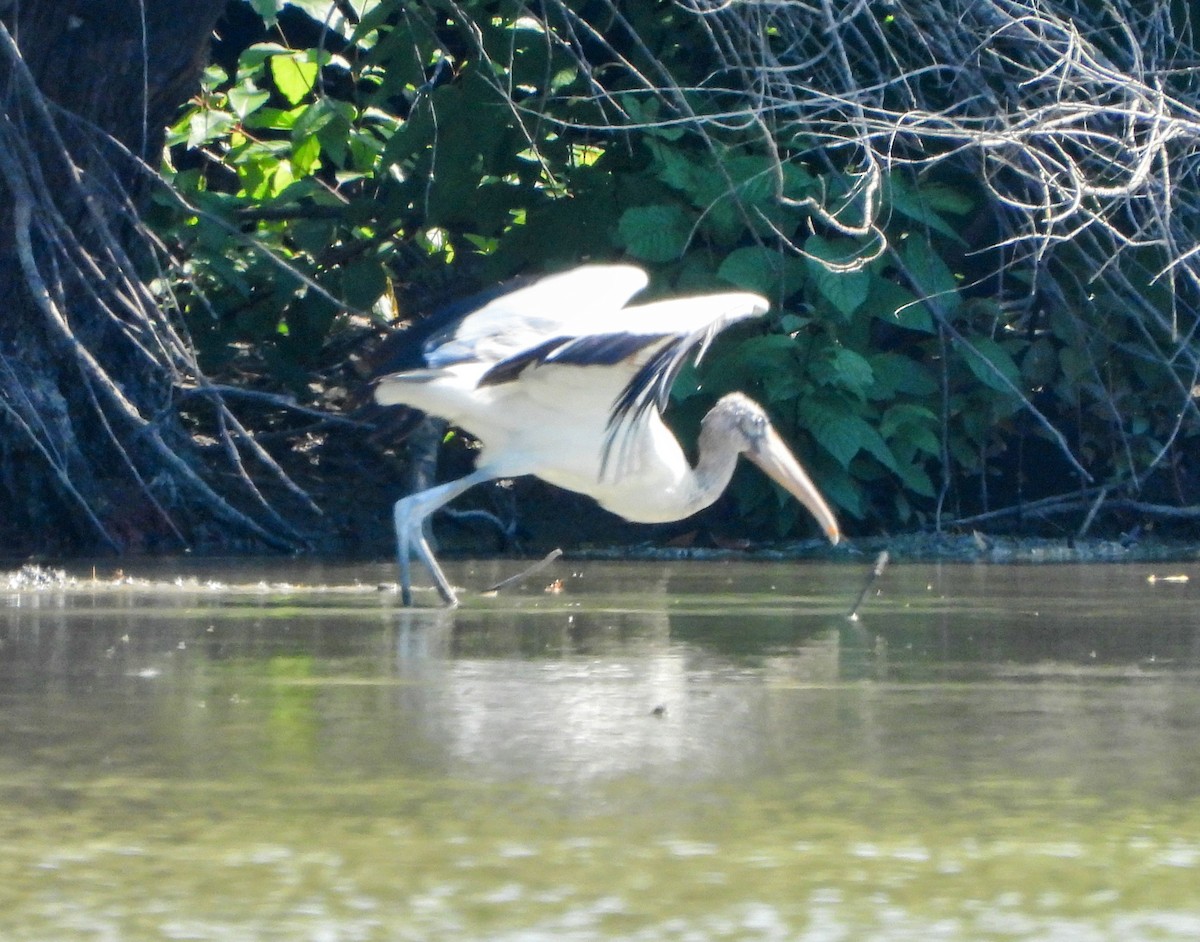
[1076,485,1109,539]
[482,548,564,596]
[847,550,889,621]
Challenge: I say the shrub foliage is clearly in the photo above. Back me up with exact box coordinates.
[160,0,1200,540]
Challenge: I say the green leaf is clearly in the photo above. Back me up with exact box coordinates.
[290,219,336,255]
[778,313,810,333]
[620,95,684,140]
[781,162,819,201]
[887,177,969,243]
[811,345,874,399]
[722,155,777,206]
[315,108,355,166]
[717,246,798,296]
[804,235,870,319]
[248,0,280,25]
[280,293,338,356]
[292,97,352,141]
[270,52,319,106]
[1058,346,1090,390]
[893,460,937,498]
[342,258,388,310]
[617,204,693,262]
[761,371,806,404]
[799,399,895,470]
[200,64,230,92]
[243,161,296,199]
[239,43,290,80]
[711,334,799,395]
[650,141,707,201]
[867,276,935,333]
[287,0,384,38]
[244,105,307,132]
[187,110,237,148]
[290,134,321,176]
[880,404,941,456]
[900,236,959,311]
[868,352,938,398]
[959,336,1022,394]
[347,129,385,173]
[1021,336,1059,387]
[921,182,974,215]
[228,85,270,120]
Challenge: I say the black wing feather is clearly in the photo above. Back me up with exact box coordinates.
[600,323,723,477]
[477,332,670,388]
[547,332,668,367]
[477,337,568,387]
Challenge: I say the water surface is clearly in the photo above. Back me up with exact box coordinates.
[1,558,1199,940]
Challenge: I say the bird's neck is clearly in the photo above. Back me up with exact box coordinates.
[686,425,742,514]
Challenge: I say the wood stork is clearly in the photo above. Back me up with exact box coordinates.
[375,263,840,605]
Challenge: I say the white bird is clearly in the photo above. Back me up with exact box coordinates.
[375,263,840,605]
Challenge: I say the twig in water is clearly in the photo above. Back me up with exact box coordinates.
[1076,485,1109,540]
[847,550,889,621]
[481,549,564,596]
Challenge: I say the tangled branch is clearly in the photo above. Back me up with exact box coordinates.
[505,0,1200,516]
[0,18,315,551]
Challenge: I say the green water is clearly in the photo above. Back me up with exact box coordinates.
[1,558,1199,940]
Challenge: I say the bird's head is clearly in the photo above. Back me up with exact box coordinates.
[702,393,841,544]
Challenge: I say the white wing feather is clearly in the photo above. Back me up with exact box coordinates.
[425,264,650,367]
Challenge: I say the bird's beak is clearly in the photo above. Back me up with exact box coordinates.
[745,425,841,544]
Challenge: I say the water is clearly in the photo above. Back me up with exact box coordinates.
[1,558,1199,940]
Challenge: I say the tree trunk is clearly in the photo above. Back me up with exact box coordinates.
[0,2,310,555]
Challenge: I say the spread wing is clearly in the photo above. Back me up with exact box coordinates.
[450,269,769,474]
[423,265,651,368]
[380,263,770,476]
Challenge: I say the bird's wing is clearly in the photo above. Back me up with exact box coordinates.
[598,291,770,416]
[595,292,769,474]
[476,287,770,477]
[381,261,769,478]
[477,289,770,390]
[423,264,650,368]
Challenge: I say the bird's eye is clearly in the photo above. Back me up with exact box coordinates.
[743,414,766,440]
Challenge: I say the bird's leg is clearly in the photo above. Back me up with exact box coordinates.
[393,469,494,607]
[396,499,454,606]
[392,497,421,606]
